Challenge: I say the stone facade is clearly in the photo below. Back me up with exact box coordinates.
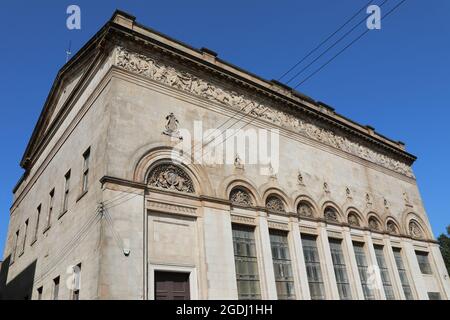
[1,10,449,300]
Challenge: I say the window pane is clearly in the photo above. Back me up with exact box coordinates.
[301,234,325,300]
[232,225,261,300]
[269,230,295,300]
[329,239,352,300]
[415,251,432,275]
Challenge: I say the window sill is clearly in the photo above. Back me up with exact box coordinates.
[43,225,51,234]
[58,209,68,220]
[76,190,88,202]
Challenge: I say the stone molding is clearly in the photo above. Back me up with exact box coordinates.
[115,46,414,178]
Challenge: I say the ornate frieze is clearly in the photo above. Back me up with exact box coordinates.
[147,164,194,193]
[115,46,414,178]
[230,188,252,207]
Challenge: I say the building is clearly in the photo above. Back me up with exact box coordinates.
[1,10,449,300]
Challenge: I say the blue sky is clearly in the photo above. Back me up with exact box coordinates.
[0,0,449,255]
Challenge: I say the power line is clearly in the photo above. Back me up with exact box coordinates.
[278,0,373,81]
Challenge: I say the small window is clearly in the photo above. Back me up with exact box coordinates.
[21,219,29,254]
[427,292,441,300]
[63,170,71,212]
[415,251,432,274]
[37,287,43,300]
[46,189,55,229]
[53,276,60,300]
[82,148,90,193]
[71,263,81,300]
[33,204,41,241]
[11,229,20,264]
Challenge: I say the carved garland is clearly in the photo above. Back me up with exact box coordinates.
[115,46,414,178]
[147,164,195,193]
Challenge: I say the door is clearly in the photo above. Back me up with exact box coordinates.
[154,271,190,300]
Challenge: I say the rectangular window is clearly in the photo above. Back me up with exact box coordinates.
[71,263,81,300]
[33,204,41,241]
[392,248,414,299]
[37,287,43,300]
[427,292,441,300]
[82,148,90,193]
[11,229,20,264]
[352,242,375,300]
[46,189,55,228]
[269,230,295,299]
[232,225,261,300]
[301,234,325,300]
[415,251,432,274]
[374,245,395,300]
[63,170,71,212]
[329,238,352,300]
[21,219,29,254]
[53,276,60,300]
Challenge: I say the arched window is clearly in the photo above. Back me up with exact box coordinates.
[266,195,285,213]
[347,212,360,227]
[230,188,253,207]
[324,206,338,222]
[147,163,194,193]
[297,201,314,217]
[368,216,381,231]
[386,220,399,234]
[409,220,424,239]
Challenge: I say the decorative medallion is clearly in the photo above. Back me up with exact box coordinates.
[324,207,338,222]
[297,202,313,217]
[266,195,285,213]
[163,113,182,140]
[409,220,424,239]
[148,164,194,193]
[323,182,330,194]
[346,187,352,198]
[347,213,360,227]
[368,217,380,231]
[387,221,398,234]
[297,171,305,186]
[234,154,244,170]
[230,188,252,207]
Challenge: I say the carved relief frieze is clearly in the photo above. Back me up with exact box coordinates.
[115,46,414,178]
[147,163,194,193]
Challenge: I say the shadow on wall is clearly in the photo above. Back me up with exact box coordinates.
[0,255,37,300]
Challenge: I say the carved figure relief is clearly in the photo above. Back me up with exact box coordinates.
[387,221,399,234]
[347,212,360,227]
[148,164,194,193]
[409,220,424,239]
[230,188,253,207]
[163,112,182,140]
[368,217,380,231]
[115,47,414,178]
[266,195,285,213]
[297,202,313,217]
[324,207,338,222]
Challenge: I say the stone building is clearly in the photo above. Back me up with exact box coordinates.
[1,10,449,300]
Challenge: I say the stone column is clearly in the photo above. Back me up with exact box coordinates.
[256,212,277,299]
[428,243,450,299]
[363,232,386,300]
[383,236,404,299]
[317,223,340,299]
[402,239,428,300]
[342,228,365,299]
[289,218,310,299]
[203,206,238,299]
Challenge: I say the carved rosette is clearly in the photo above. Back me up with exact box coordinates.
[297,202,313,217]
[409,220,424,239]
[115,46,414,178]
[347,213,360,227]
[324,207,338,222]
[147,164,194,193]
[368,217,381,231]
[266,195,285,213]
[230,188,253,207]
[387,221,399,234]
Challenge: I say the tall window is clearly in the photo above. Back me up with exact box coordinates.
[373,245,395,300]
[71,263,81,300]
[21,219,29,254]
[46,189,55,228]
[269,230,295,299]
[329,238,352,300]
[82,148,90,193]
[37,287,43,300]
[415,251,432,274]
[232,225,261,299]
[301,234,325,300]
[11,229,20,263]
[352,242,375,300]
[53,276,60,300]
[392,248,413,299]
[33,204,41,241]
[63,170,71,212]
